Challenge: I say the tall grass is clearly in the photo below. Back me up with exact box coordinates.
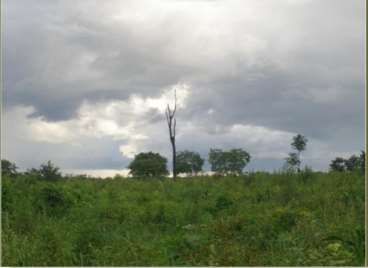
[2,171,364,266]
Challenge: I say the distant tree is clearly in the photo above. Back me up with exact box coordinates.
[330,157,346,172]
[359,150,365,174]
[208,149,222,173]
[25,168,41,177]
[208,148,251,175]
[227,149,251,174]
[176,151,204,175]
[1,159,18,177]
[128,152,168,177]
[285,152,301,172]
[344,155,360,171]
[39,161,62,180]
[329,151,365,174]
[291,134,308,153]
[291,134,308,171]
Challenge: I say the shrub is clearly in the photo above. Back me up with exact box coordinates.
[272,207,298,232]
[215,195,234,211]
[36,185,72,217]
[28,161,62,180]
[300,166,314,183]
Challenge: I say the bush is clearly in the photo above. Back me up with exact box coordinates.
[300,166,314,183]
[39,161,62,180]
[36,185,72,217]
[28,161,62,180]
[215,195,234,211]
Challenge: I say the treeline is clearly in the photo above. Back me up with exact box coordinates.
[2,160,62,179]
[128,148,251,177]
[330,152,365,173]
[1,134,365,179]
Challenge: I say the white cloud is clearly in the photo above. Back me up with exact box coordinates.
[16,83,189,143]
[119,144,139,159]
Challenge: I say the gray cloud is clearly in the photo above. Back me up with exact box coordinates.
[3,0,365,173]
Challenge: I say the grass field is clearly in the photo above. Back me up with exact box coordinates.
[1,171,365,266]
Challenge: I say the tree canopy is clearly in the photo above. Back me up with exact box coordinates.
[291,134,308,153]
[176,151,204,175]
[208,148,251,175]
[128,152,168,177]
[330,151,365,173]
[1,159,18,177]
[330,157,346,172]
[39,161,62,180]
[285,134,308,172]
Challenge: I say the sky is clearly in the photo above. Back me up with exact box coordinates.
[2,0,365,176]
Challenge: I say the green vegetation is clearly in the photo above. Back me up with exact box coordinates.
[176,151,204,175]
[2,171,364,266]
[330,151,365,173]
[1,160,18,177]
[285,134,308,172]
[127,152,168,177]
[208,148,251,175]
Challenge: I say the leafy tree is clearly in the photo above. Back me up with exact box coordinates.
[291,134,308,153]
[330,157,346,172]
[39,161,62,180]
[291,134,308,171]
[208,148,251,175]
[227,149,251,174]
[25,168,41,177]
[344,155,360,171]
[1,159,18,177]
[285,152,301,172]
[176,151,204,175]
[128,152,168,177]
[329,151,365,173]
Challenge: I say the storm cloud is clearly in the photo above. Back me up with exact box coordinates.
[3,0,365,175]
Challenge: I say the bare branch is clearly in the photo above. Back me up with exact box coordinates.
[172,89,177,116]
[165,108,170,127]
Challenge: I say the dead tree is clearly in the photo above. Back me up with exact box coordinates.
[165,90,177,179]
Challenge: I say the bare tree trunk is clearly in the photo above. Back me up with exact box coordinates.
[165,90,177,179]
[171,136,176,179]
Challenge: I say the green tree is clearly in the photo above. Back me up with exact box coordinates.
[208,148,251,175]
[39,161,62,180]
[344,155,360,171]
[285,152,301,172]
[128,152,168,177]
[176,151,204,175]
[290,134,308,171]
[1,159,18,177]
[330,157,346,172]
[291,134,308,153]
